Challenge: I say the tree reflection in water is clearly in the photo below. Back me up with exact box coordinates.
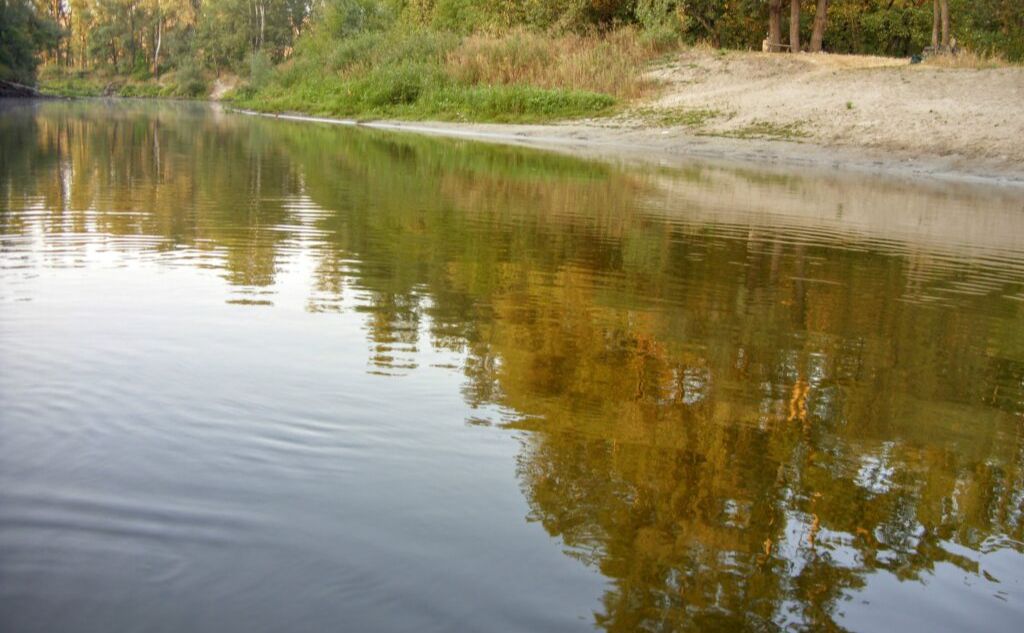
[3,100,1023,632]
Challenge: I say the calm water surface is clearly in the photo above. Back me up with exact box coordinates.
[2,100,1024,632]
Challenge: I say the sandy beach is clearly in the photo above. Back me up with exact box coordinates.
[230,49,1024,187]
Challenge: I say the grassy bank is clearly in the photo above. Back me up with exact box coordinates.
[38,66,207,99]
[229,25,678,122]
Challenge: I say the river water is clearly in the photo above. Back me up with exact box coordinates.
[1,100,1023,632]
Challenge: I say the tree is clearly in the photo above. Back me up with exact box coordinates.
[790,0,800,52]
[152,0,162,75]
[809,0,828,52]
[768,0,783,51]
[0,0,61,83]
[939,0,950,49]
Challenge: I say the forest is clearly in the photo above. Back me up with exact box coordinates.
[2,1,1022,112]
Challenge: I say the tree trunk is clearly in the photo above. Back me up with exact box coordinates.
[769,0,783,52]
[790,0,801,52]
[931,0,940,48]
[810,0,829,53]
[153,19,162,78]
[64,4,72,66]
[128,6,136,73]
[258,1,266,50]
[939,0,950,49]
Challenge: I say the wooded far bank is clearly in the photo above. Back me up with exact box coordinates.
[2,1,1021,124]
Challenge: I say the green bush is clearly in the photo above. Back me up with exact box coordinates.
[323,0,397,37]
[428,0,491,33]
[327,32,386,71]
[170,63,207,97]
[248,50,274,88]
[228,11,646,123]
[358,62,444,107]
[423,85,615,121]
[635,0,677,31]
[37,67,105,97]
[118,83,163,97]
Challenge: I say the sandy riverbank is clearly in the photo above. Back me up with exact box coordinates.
[229,49,1024,187]
[231,110,1024,189]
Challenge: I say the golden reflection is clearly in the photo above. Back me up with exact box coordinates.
[3,100,1023,631]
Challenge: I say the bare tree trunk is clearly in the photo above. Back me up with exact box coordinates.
[128,4,136,73]
[790,0,801,52]
[259,2,266,50]
[64,4,72,66]
[810,0,829,53]
[939,0,950,49]
[769,0,783,52]
[153,19,162,78]
[931,0,940,48]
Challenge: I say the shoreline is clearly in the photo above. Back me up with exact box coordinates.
[228,107,1024,190]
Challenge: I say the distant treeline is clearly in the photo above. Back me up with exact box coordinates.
[2,0,1022,85]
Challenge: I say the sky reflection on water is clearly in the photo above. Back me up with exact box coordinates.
[1,100,1023,633]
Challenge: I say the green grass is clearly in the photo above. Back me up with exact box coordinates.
[38,75,105,97]
[39,66,207,99]
[225,26,659,123]
[118,83,166,98]
[230,65,616,123]
[233,82,614,123]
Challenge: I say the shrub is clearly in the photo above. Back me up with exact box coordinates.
[322,0,397,37]
[358,62,445,107]
[248,50,273,88]
[230,13,675,122]
[327,32,386,71]
[118,83,163,97]
[425,85,615,121]
[170,63,207,98]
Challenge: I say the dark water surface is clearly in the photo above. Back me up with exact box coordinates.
[2,100,1024,632]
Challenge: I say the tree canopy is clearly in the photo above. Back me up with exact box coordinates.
[3,0,1022,87]
[0,0,61,83]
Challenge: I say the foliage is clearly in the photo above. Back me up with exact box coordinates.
[446,27,672,99]
[322,0,398,37]
[232,63,615,122]
[36,67,106,96]
[247,50,273,88]
[10,0,1024,103]
[0,0,60,84]
[37,62,206,98]
[231,16,681,121]
[167,61,206,96]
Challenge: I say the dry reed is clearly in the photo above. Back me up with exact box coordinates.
[446,27,675,100]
